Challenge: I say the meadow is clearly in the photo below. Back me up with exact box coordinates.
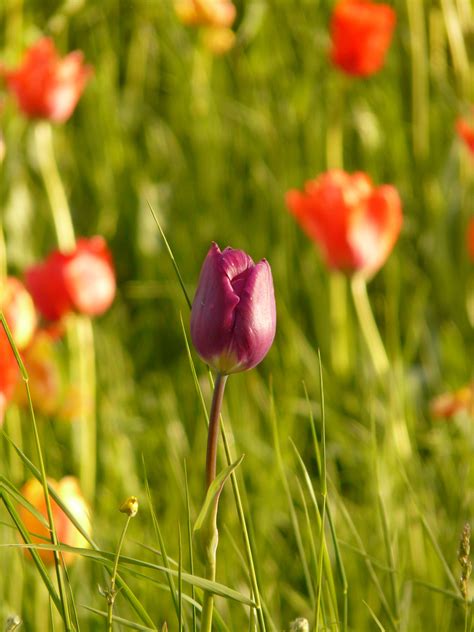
[0,0,473,630]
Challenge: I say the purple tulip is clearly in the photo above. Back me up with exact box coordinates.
[191,243,276,374]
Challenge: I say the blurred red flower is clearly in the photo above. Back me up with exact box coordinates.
[457,116,474,154]
[3,38,92,123]
[0,327,20,423]
[286,170,402,277]
[26,237,116,321]
[330,0,396,77]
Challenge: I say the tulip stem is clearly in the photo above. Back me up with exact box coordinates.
[201,372,228,632]
[329,272,350,377]
[107,514,132,632]
[206,373,228,488]
[34,120,97,503]
[34,122,76,252]
[350,274,389,377]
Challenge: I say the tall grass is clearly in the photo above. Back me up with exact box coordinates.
[0,0,473,630]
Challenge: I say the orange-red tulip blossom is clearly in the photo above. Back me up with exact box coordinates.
[286,170,402,277]
[330,0,396,77]
[26,237,116,321]
[3,38,92,123]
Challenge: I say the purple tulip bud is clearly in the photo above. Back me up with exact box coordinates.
[191,243,276,374]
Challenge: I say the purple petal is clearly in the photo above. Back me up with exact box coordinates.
[190,244,252,370]
[230,259,276,372]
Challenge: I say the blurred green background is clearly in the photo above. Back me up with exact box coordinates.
[0,0,473,630]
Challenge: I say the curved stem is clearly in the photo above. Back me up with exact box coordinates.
[350,274,389,377]
[207,369,267,631]
[201,372,227,632]
[34,121,97,502]
[107,515,132,632]
[33,122,76,252]
[206,373,228,488]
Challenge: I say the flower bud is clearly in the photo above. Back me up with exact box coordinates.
[18,476,91,565]
[119,496,139,518]
[191,243,276,374]
[290,619,309,632]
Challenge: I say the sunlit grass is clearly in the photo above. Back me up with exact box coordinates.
[0,0,473,630]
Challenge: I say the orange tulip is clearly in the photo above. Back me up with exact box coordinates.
[14,331,64,416]
[0,277,37,350]
[175,0,236,28]
[18,477,91,565]
[286,169,402,277]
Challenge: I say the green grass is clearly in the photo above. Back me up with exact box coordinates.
[0,0,474,630]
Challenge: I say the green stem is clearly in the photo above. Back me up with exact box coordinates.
[350,274,389,377]
[329,272,350,377]
[107,515,132,632]
[326,75,345,171]
[0,313,73,630]
[200,559,216,632]
[34,122,76,252]
[406,0,429,162]
[76,316,97,501]
[34,120,97,502]
[201,372,228,632]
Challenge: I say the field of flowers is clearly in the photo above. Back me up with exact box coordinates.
[0,0,473,630]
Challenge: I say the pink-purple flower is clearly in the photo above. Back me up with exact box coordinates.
[190,243,276,374]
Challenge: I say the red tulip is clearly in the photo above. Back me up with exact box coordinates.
[18,477,91,565]
[3,38,92,123]
[456,116,474,155]
[330,0,396,77]
[191,243,276,374]
[286,170,402,277]
[0,327,20,423]
[26,237,116,321]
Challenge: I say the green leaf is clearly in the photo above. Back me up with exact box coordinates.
[193,455,245,567]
